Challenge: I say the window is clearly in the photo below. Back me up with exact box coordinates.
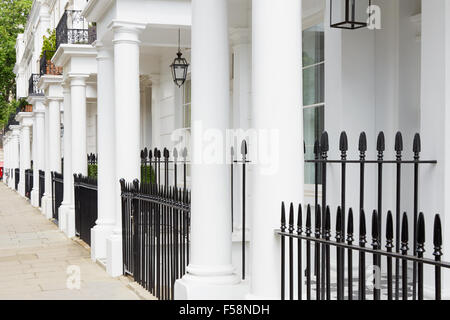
[182,78,191,129]
[303,23,325,184]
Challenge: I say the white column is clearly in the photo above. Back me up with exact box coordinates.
[66,74,89,237]
[249,0,303,299]
[30,113,38,206]
[106,21,144,277]
[33,101,46,210]
[91,42,116,261]
[420,0,450,299]
[41,102,51,216]
[175,0,244,300]
[11,126,20,190]
[18,122,32,197]
[44,97,62,219]
[58,83,73,234]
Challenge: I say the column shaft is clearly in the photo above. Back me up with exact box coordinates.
[250,0,303,299]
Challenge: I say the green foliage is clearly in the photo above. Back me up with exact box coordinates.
[88,164,98,179]
[0,0,32,130]
[0,97,27,129]
[41,29,56,59]
[141,165,156,184]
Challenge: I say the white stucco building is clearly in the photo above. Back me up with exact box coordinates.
[3,0,450,300]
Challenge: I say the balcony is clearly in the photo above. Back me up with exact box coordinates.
[40,50,62,76]
[28,74,43,96]
[56,10,97,51]
[20,105,33,112]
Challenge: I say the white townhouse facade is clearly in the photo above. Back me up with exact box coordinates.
[3,0,450,300]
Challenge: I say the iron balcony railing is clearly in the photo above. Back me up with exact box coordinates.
[28,74,43,96]
[56,10,96,51]
[40,50,61,76]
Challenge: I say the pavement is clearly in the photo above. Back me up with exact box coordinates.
[0,182,141,300]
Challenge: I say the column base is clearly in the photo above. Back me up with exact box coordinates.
[41,195,53,219]
[174,271,247,300]
[91,224,114,262]
[31,189,39,207]
[58,203,70,235]
[106,233,123,277]
[18,181,25,197]
[65,206,76,238]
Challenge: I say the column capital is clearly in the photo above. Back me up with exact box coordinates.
[95,41,114,61]
[68,74,90,86]
[109,20,146,45]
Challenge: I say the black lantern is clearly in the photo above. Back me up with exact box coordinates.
[330,0,371,30]
[170,29,189,87]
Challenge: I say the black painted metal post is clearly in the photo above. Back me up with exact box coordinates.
[306,205,312,300]
[376,132,385,245]
[359,133,367,213]
[297,204,303,300]
[288,204,294,300]
[416,213,425,300]
[325,206,331,300]
[371,210,380,300]
[359,210,367,300]
[386,211,394,300]
[339,132,348,299]
[401,212,409,300]
[335,207,343,300]
[281,202,286,300]
[413,133,421,300]
[315,205,321,300]
[347,209,354,300]
[433,215,442,300]
[241,140,247,280]
[320,132,329,300]
[395,132,403,300]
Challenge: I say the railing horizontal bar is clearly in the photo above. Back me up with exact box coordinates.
[73,183,97,190]
[305,160,437,164]
[275,230,450,268]
[121,193,190,212]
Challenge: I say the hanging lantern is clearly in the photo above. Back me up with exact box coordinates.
[330,0,372,30]
[170,29,189,87]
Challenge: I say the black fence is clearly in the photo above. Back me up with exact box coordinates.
[74,174,97,245]
[28,74,43,96]
[39,170,45,207]
[14,168,19,191]
[56,10,95,51]
[25,169,33,199]
[277,203,448,300]
[122,147,191,300]
[51,172,63,221]
[275,131,439,300]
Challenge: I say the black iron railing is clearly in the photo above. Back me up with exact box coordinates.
[74,174,97,245]
[277,203,447,300]
[14,168,19,191]
[275,131,439,300]
[40,50,61,75]
[25,169,33,199]
[56,10,95,51]
[39,170,45,207]
[28,74,43,96]
[122,147,191,300]
[51,172,63,221]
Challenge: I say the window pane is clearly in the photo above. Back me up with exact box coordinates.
[304,105,324,184]
[302,23,324,67]
[303,63,324,106]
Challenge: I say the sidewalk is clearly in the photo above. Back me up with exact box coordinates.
[0,183,140,300]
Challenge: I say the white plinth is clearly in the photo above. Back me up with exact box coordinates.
[91,224,114,261]
[106,234,123,277]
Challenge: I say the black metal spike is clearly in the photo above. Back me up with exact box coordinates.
[401,212,409,244]
[372,210,379,240]
[289,203,294,233]
[140,150,145,159]
[359,132,367,153]
[320,132,329,153]
[377,132,385,152]
[413,133,421,154]
[303,141,306,154]
[417,212,426,246]
[433,214,443,255]
[182,147,188,158]
[281,202,286,231]
[360,209,366,238]
[241,140,248,156]
[336,206,342,233]
[173,148,178,159]
[386,211,394,241]
[297,204,302,233]
[149,149,153,159]
[395,132,403,152]
[315,205,321,236]
[306,204,311,230]
[325,206,331,233]
[164,148,170,159]
[314,140,320,156]
[339,132,348,152]
[230,146,234,157]
[347,208,354,235]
